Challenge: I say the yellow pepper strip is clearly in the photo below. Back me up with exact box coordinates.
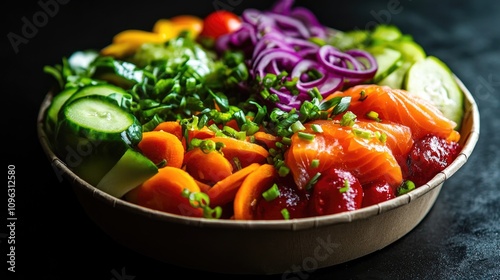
[100,42,137,58]
[100,14,204,59]
[152,19,177,38]
[169,15,203,38]
[113,29,168,47]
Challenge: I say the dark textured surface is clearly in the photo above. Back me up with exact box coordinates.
[3,0,499,279]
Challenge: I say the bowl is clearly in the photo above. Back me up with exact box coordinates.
[37,76,479,275]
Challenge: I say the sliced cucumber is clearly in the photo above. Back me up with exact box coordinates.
[389,40,426,63]
[368,46,403,83]
[96,148,158,198]
[58,94,142,143]
[405,56,464,129]
[44,87,79,138]
[378,61,412,89]
[371,24,403,42]
[64,83,132,110]
[55,95,143,185]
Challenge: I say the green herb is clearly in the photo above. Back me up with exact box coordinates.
[262,183,280,202]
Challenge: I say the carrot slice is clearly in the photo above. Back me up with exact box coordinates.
[187,126,215,142]
[138,130,185,168]
[252,131,280,150]
[207,163,261,207]
[233,164,277,220]
[183,147,233,184]
[125,166,203,217]
[154,121,183,140]
[210,136,269,168]
[194,179,212,193]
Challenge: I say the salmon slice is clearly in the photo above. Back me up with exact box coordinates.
[284,119,413,190]
[326,84,460,141]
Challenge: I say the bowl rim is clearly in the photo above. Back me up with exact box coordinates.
[37,75,480,231]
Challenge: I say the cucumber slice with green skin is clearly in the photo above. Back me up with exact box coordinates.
[64,83,132,110]
[96,148,158,198]
[378,61,412,89]
[55,95,143,185]
[371,24,403,42]
[368,46,403,83]
[58,94,142,144]
[405,56,464,129]
[44,87,79,138]
[388,40,426,63]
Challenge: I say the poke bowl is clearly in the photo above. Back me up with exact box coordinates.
[37,0,479,275]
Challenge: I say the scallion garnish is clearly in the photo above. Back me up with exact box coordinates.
[298,132,315,141]
[262,183,280,202]
[291,121,306,133]
[310,159,320,168]
[181,189,222,219]
[339,179,350,193]
[397,180,416,196]
[311,124,323,133]
[305,172,321,190]
[340,111,357,127]
[281,208,290,220]
[366,110,381,122]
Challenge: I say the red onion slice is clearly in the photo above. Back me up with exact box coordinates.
[317,45,377,80]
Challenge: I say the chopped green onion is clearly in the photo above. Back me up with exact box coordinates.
[397,180,416,196]
[340,111,357,127]
[263,73,277,88]
[281,208,290,220]
[375,131,387,144]
[366,110,381,122]
[281,137,292,146]
[181,189,222,219]
[339,179,350,193]
[199,139,216,153]
[305,172,321,190]
[352,127,373,139]
[291,121,306,133]
[310,159,320,168]
[311,124,323,133]
[298,132,315,141]
[262,183,280,202]
[275,142,284,149]
[278,165,290,177]
[307,87,322,101]
[359,90,367,101]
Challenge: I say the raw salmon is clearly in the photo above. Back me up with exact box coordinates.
[326,84,460,141]
[284,119,414,190]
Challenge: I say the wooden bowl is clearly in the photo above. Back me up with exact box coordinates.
[37,76,479,275]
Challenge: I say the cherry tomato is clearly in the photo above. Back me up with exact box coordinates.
[361,181,395,208]
[254,175,310,220]
[199,10,242,40]
[309,168,363,216]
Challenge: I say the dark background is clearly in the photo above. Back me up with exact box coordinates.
[3,0,499,279]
